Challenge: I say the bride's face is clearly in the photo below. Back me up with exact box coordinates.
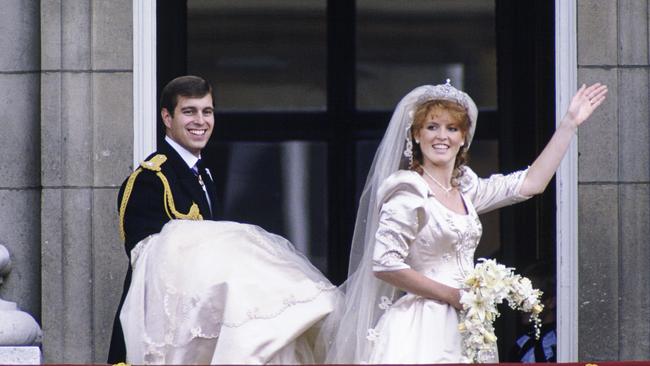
[415,108,465,169]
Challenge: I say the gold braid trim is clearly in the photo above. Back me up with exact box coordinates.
[156,170,203,221]
[118,167,143,241]
[118,154,203,242]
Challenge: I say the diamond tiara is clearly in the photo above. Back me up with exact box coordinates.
[415,79,470,110]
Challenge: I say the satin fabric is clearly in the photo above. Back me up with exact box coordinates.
[367,167,530,363]
[120,220,339,364]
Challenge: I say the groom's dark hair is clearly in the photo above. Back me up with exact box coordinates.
[160,75,213,116]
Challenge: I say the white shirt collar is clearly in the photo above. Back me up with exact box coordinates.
[165,135,200,169]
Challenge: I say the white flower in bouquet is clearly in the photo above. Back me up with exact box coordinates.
[458,258,544,363]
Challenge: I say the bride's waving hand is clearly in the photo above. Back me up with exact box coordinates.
[567,83,608,126]
[520,83,607,197]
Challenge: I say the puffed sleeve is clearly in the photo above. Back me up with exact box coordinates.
[459,166,532,214]
[372,171,429,272]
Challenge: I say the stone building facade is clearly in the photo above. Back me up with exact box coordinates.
[0,0,647,363]
[1,0,132,362]
[577,0,650,360]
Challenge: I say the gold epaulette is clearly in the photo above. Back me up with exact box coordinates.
[140,153,167,172]
[118,154,203,241]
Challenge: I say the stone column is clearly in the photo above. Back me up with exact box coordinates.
[40,0,133,362]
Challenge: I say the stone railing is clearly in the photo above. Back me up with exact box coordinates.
[0,244,42,363]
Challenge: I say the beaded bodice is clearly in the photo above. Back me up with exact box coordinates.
[407,193,482,287]
[372,167,530,288]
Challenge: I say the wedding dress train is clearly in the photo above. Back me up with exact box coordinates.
[120,220,339,365]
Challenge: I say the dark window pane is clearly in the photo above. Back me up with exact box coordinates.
[206,141,328,273]
[187,0,327,111]
[357,0,496,110]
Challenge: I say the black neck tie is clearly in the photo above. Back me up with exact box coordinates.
[193,159,213,216]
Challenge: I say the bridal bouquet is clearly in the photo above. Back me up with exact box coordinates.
[458,258,544,363]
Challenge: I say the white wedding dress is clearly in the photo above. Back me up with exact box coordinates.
[367,167,530,363]
[120,220,339,365]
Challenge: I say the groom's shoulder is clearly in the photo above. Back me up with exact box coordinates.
[117,140,190,207]
[118,152,171,200]
[123,152,168,180]
[139,153,168,173]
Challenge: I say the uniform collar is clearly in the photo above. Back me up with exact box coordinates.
[165,135,200,169]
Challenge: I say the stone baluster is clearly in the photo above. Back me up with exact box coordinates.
[0,244,42,363]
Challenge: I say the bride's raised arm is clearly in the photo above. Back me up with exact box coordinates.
[519,83,607,196]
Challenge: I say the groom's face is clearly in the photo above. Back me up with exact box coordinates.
[162,94,214,157]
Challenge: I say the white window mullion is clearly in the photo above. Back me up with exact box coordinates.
[133,0,157,168]
[555,0,579,361]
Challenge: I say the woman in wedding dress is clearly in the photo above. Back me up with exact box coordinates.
[120,220,340,364]
[321,80,606,363]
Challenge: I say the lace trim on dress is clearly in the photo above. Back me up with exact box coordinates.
[223,281,336,328]
[378,296,393,310]
[144,280,337,360]
[153,279,336,339]
[366,296,394,345]
[366,328,380,342]
[143,287,338,363]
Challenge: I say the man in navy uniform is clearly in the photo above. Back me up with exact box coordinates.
[107,75,219,363]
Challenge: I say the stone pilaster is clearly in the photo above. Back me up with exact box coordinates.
[40,0,133,362]
[577,0,650,361]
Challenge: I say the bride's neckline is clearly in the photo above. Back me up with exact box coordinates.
[414,171,470,216]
